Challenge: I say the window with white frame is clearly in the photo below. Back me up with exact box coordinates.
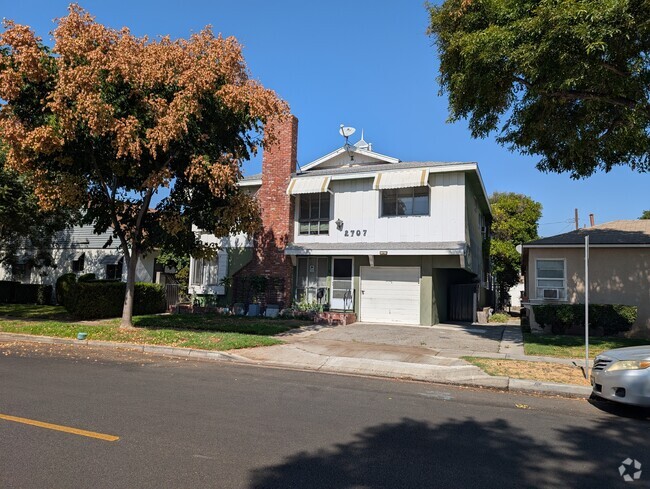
[191,258,219,286]
[381,187,429,216]
[535,259,566,300]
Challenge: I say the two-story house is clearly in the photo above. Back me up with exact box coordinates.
[189,116,492,325]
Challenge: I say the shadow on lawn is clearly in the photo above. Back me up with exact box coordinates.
[249,415,648,489]
[132,313,307,336]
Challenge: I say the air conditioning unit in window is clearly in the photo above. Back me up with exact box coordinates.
[542,289,559,299]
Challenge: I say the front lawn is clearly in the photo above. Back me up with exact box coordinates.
[523,333,649,359]
[463,356,590,386]
[0,308,311,351]
[0,304,70,320]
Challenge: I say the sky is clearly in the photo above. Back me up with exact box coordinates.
[4,0,648,237]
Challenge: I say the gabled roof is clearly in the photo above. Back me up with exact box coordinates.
[524,220,650,247]
[300,145,399,171]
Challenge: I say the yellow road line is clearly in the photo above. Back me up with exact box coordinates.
[0,413,119,442]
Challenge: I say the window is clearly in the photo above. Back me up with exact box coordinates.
[381,187,429,216]
[11,263,31,283]
[535,259,566,300]
[299,193,330,235]
[72,253,85,272]
[295,257,329,304]
[191,258,219,286]
[106,259,123,280]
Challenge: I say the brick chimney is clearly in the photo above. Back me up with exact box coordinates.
[234,115,298,307]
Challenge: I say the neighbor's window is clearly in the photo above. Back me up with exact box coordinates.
[299,193,330,235]
[11,263,31,283]
[106,259,123,280]
[191,258,219,286]
[535,259,566,300]
[72,254,85,272]
[381,187,429,216]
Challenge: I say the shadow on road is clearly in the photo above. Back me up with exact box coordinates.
[250,416,648,488]
[588,394,650,420]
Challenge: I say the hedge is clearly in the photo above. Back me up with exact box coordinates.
[0,281,19,303]
[0,281,52,305]
[533,304,637,335]
[65,281,166,319]
[56,273,77,306]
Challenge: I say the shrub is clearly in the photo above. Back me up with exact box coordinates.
[77,273,96,282]
[36,285,53,305]
[533,304,637,335]
[488,312,509,324]
[56,273,77,306]
[66,281,166,319]
[0,281,19,303]
[13,284,39,304]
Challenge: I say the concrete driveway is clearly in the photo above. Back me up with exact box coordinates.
[235,321,516,385]
[290,322,507,356]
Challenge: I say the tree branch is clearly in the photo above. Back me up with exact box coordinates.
[513,76,647,113]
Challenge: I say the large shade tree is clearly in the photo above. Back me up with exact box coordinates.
[0,5,289,326]
[489,192,542,308]
[428,0,650,178]
[0,144,76,272]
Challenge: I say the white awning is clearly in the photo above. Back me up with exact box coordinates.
[373,169,429,190]
[286,176,331,195]
[99,254,123,265]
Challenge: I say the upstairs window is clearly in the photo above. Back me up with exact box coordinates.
[535,259,566,300]
[381,187,429,216]
[72,252,85,272]
[299,193,330,235]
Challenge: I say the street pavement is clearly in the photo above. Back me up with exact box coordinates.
[1,342,649,489]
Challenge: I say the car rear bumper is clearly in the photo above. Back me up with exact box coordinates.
[591,369,650,407]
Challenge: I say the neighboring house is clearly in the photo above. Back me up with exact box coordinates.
[189,116,492,325]
[521,220,650,336]
[0,226,158,289]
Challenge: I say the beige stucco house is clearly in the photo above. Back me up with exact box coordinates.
[522,220,650,337]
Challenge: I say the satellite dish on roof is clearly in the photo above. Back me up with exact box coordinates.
[340,124,356,164]
[339,125,356,138]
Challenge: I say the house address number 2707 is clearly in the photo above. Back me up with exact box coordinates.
[344,229,367,237]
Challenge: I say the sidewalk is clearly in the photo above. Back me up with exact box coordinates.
[0,321,594,400]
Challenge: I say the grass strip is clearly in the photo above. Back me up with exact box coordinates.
[463,356,590,386]
[523,333,648,358]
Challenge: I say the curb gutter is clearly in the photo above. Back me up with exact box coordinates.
[0,332,593,400]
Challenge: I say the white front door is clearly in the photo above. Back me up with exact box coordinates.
[360,266,421,324]
[330,258,354,311]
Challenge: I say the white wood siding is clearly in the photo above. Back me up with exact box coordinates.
[294,171,466,245]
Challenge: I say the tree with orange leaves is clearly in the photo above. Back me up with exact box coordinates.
[0,4,289,326]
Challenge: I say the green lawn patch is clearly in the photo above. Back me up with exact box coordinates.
[0,305,312,351]
[523,333,649,358]
[0,304,70,320]
[132,313,307,336]
[0,318,285,351]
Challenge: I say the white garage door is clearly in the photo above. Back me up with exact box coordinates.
[360,267,420,324]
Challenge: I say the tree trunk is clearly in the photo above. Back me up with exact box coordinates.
[120,249,139,328]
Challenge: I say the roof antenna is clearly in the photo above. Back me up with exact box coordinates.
[339,124,356,163]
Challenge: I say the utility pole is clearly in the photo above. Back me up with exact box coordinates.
[574,208,579,230]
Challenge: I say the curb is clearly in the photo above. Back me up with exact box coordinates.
[0,332,592,400]
[0,332,252,363]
